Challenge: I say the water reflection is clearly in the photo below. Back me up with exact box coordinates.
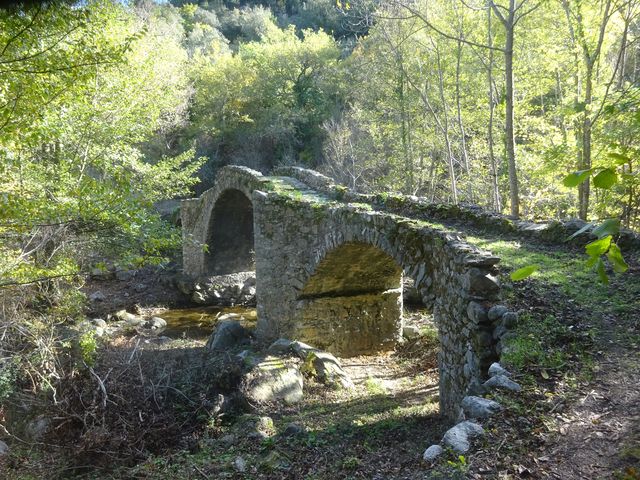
[159,306,257,339]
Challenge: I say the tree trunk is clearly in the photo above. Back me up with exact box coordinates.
[579,65,593,220]
[455,37,472,203]
[504,5,519,217]
[487,2,501,212]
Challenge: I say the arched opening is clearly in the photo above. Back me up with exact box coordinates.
[296,242,403,357]
[205,189,255,276]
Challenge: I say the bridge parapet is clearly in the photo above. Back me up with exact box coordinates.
[182,165,502,419]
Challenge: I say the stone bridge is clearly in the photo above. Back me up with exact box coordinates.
[181,166,502,418]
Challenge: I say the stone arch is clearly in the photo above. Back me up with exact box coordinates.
[204,188,254,275]
[181,166,267,278]
[296,242,404,356]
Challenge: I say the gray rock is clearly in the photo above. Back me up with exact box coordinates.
[115,309,144,325]
[267,338,294,355]
[488,305,508,321]
[290,340,319,358]
[115,269,135,281]
[89,291,105,302]
[91,318,107,329]
[422,444,443,462]
[402,325,421,339]
[148,317,167,330]
[304,350,354,389]
[488,362,511,377]
[206,320,249,351]
[0,440,9,456]
[493,324,507,340]
[483,374,521,392]
[467,301,488,324]
[282,422,306,437]
[461,396,502,419]
[468,269,500,297]
[234,456,247,473]
[442,421,484,453]
[134,283,147,293]
[25,416,50,441]
[501,311,519,328]
[241,356,303,405]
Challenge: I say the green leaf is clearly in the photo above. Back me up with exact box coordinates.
[607,243,628,273]
[510,264,539,281]
[596,258,609,284]
[568,221,594,240]
[607,152,632,165]
[585,235,612,257]
[592,218,620,239]
[563,169,593,187]
[592,168,618,189]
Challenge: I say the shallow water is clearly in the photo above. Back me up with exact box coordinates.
[159,305,257,339]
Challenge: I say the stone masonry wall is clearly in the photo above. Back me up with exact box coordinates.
[252,190,501,419]
[183,165,504,419]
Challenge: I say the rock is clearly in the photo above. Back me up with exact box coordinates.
[267,338,294,356]
[442,421,485,453]
[236,415,275,439]
[488,305,508,321]
[234,456,247,473]
[422,444,443,462]
[282,422,306,437]
[148,317,167,330]
[258,450,289,471]
[89,291,105,302]
[467,301,488,324]
[25,416,50,441]
[468,268,500,297]
[290,340,318,358]
[493,324,507,340]
[303,351,354,389]
[0,440,9,456]
[220,434,236,445]
[402,325,421,339]
[115,309,145,326]
[115,269,135,281]
[488,362,511,377]
[483,374,521,392]
[501,311,519,328]
[134,283,147,293]
[206,320,250,351]
[241,356,304,405]
[91,318,107,329]
[461,396,502,419]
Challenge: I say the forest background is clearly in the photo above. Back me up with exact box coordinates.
[1,0,640,287]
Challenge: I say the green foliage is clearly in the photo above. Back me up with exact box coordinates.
[78,330,98,367]
[0,1,204,287]
[510,264,539,281]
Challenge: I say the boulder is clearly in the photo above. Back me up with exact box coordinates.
[308,351,354,389]
[442,421,485,453]
[0,440,9,457]
[115,309,145,326]
[483,374,522,392]
[240,356,304,405]
[487,305,508,322]
[402,325,421,339]
[91,318,107,329]
[148,317,167,330]
[501,311,519,328]
[206,320,250,351]
[488,362,511,377]
[267,338,294,356]
[281,422,306,437]
[461,396,502,419]
[89,291,105,302]
[467,301,488,324]
[422,444,443,462]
